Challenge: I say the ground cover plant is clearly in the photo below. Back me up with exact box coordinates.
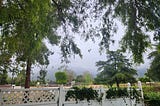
[143,83,160,106]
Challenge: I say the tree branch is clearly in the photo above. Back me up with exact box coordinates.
[52,0,65,23]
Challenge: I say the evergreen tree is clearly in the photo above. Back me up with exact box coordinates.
[96,50,137,88]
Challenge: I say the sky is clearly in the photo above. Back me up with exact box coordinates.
[32,21,151,80]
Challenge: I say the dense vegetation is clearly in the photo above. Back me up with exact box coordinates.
[143,84,160,106]
[0,0,160,95]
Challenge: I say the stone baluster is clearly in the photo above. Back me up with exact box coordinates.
[138,81,144,99]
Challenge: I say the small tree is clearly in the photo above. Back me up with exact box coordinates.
[83,71,93,85]
[64,69,76,85]
[55,71,67,84]
[37,69,47,84]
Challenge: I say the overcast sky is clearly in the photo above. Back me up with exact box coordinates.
[31,21,152,80]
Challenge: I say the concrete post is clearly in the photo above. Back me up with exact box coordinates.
[138,81,144,99]
[127,82,131,91]
[100,86,105,106]
[58,85,64,106]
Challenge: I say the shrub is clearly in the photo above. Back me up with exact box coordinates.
[144,92,160,106]
[106,87,128,99]
[106,87,141,100]
[65,87,99,103]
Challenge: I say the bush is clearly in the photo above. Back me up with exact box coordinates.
[144,92,160,106]
[106,87,141,100]
[106,87,128,99]
[65,87,99,103]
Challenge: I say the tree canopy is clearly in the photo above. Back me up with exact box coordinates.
[1,0,160,87]
[0,0,82,88]
[96,50,137,87]
[97,0,160,63]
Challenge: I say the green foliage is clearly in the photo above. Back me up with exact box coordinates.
[94,74,108,85]
[65,87,99,103]
[55,71,67,84]
[139,77,150,82]
[37,69,47,84]
[144,92,160,106]
[1,0,160,88]
[143,85,160,93]
[30,80,37,86]
[0,0,83,87]
[0,70,8,84]
[75,72,93,85]
[0,0,58,88]
[106,87,141,100]
[96,50,137,87]
[75,75,84,83]
[106,87,128,99]
[64,69,76,84]
[98,0,160,63]
[143,85,160,105]
[14,70,25,86]
[83,71,93,85]
[147,44,160,81]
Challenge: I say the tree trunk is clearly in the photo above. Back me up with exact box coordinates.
[115,77,119,88]
[25,59,31,89]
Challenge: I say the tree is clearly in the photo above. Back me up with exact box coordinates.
[64,69,76,85]
[0,0,82,88]
[96,0,160,64]
[55,71,67,84]
[37,69,47,84]
[0,0,57,88]
[83,71,93,85]
[75,75,84,84]
[147,43,160,81]
[94,73,111,85]
[75,71,93,85]
[1,0,160,88]
[96,50,137,88]
[138,76,150,83]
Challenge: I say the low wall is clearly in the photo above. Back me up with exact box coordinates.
[0,86,144,106]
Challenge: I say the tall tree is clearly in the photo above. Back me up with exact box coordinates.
[0,0,82,88]
[1,0,160,88]
[96,50,137,88]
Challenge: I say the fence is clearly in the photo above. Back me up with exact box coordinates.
[0,82,144,106]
